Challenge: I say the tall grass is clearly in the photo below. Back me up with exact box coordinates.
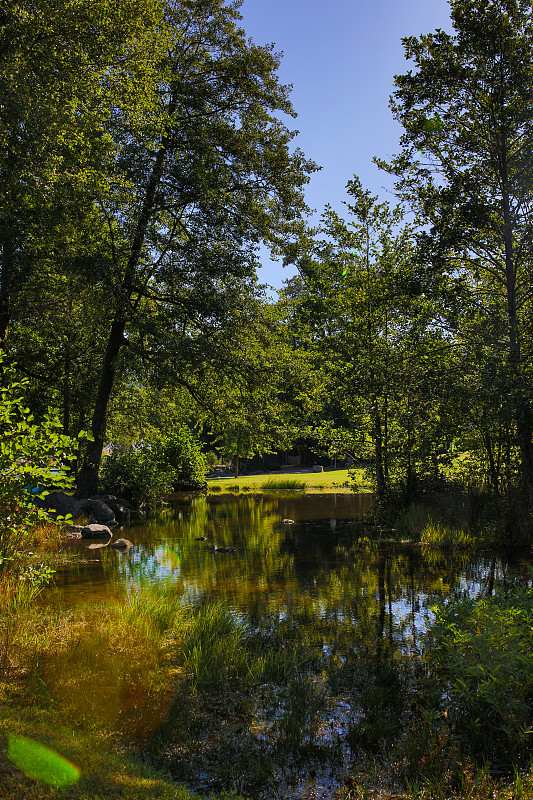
[420,521,478,549]
[180,603,302,690]
[259,477,307,492]
[125,588,184,635]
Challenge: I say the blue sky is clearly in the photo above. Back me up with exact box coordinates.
[239,0,453,289]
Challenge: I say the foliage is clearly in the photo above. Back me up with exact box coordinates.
[100,419,207,502]
[0,0,166,342]
[158,428,208,491]
[427,581,533,764]
[381,0,533,506]
[99,443,175,505]
[0,355,79,568]
[285,175,452,499]
[71,0,317,495]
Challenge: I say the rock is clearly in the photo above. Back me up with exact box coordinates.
[92,494,139,521]
[93,494,137,510]
[111,538,133,549]
[195,536,208,541]
[37,491,82,519]
[282,519,295,524]
[216,546,236,553]
[81,524,112,539]
[80,498,116,526]
[103,499,131,523]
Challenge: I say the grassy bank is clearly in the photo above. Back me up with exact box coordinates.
[207,467,371,494]
[0,593,262,800]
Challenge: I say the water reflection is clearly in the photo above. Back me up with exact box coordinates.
[44,494,533,798]
[51,492,528,654]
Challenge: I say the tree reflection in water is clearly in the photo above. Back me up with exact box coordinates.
[49,494,530,798]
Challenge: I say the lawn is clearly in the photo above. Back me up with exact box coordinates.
[206,467,371,494]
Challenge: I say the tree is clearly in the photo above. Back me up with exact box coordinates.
[380,0,533,506]
[75,0,316,497]
[0,0,165,347]
[286,177,448,496]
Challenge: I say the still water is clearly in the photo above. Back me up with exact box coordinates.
[52,492,523,641]
[46,493,532,799]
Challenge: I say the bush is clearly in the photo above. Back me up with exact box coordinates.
[426,581,533,765]
[99,426,207,504]
[0,356,78,570]
[98,444,175,505]
[159,427,207,491]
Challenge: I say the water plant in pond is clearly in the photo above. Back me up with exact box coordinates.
[420,521,478,549]
[180,603,304,691]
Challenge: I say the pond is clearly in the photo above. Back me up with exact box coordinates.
[46,493,532,799]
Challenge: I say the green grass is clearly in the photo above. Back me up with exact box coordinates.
[207,467,370,494]
[0,585,305,800]
[420,520,478,549]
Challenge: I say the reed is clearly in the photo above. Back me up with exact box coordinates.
[420,520,478,549]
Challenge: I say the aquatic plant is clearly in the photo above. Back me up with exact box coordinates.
[180,603,302,690]
[420,521,477,549]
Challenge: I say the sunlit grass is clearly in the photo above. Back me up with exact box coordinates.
[207,468,370,494]
[259,477,307,492]
[420,520,478,549]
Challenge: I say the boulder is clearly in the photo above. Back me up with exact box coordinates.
[37,491,83,519]
[92,494,140,520]
[81,524,112,539]
[80,498,116,526]
[111,538,133,550]
[100,498,131,523]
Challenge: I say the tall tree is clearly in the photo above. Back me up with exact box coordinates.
[0,0,166,346]
[75,0,316,497]
[286,177,446,496]
[380,0,533,506]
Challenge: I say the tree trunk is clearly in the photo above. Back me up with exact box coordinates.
[75,316,126,498]
[482,424,500,497]
[374,402,386,497]
[234,454,239,479]
[75,108,174,498]
[502,176,533,508]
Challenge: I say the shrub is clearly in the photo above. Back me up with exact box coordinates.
[99,444,175,505]
[158,427,207,491]
[426,582,533,765]
[100,426,207,504]
[0,356,78,570]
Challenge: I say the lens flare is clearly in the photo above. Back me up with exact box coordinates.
[7,735,80,788]
[156,545,182,570]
